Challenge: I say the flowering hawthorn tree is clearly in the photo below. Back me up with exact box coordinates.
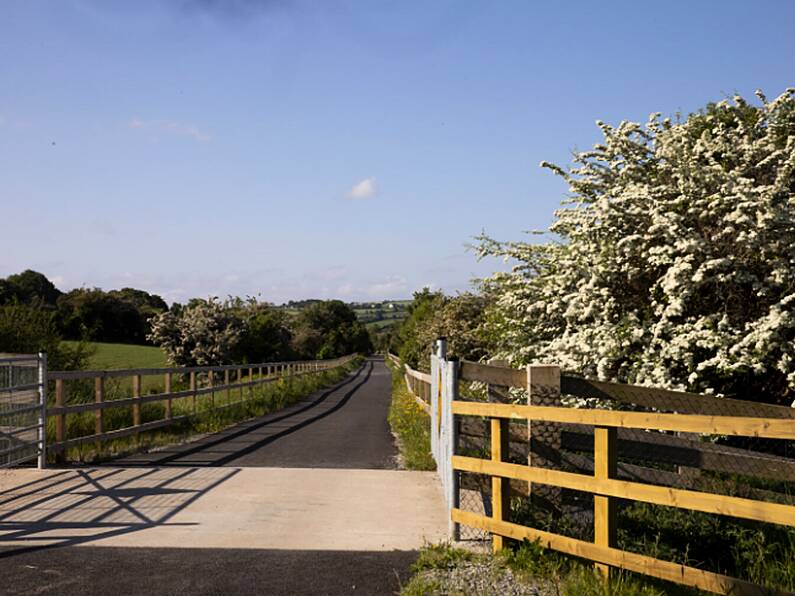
[148,298,243,367]
[477,90,795,405]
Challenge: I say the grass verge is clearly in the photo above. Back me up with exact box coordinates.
[385,358,435,471]
[54,357,363,463]
[401,541,701,596]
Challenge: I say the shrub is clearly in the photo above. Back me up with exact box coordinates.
[478,89,795,404]
[0,304,91,370]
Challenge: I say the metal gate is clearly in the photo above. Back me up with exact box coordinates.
[0,353,46,468]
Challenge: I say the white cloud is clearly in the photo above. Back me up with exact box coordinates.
[129,118,212,142]
[346,176,378,199]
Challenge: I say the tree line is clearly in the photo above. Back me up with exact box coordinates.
[0,270,373,369]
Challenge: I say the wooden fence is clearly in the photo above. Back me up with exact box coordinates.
[387,352,431,413]
[48,355,356,458]
[451,357,795,595]
[390,347,795,594]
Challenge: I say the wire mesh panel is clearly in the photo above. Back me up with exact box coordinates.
[0,353,45,468]
[558,374,795,586]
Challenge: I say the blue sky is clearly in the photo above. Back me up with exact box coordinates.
[2,0,794,304]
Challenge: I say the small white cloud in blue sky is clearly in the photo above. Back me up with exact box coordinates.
[346,176,378,199]
[129,118,211,142]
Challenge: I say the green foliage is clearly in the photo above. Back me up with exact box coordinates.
[395,289,446,368]
[498,538,565,579]
[232,304,293,363]
[3,269,62,307]
[619,501,795,591]
[291,300,373,359]
[393,289,489,371]
[561,566,669,596]
[410,542,473,572]
[57,288,151,344]
[399,575,443,596]
[0,304,91,370]
[477,89,795,404]
[386,359,435,470]
[0,271,168,346]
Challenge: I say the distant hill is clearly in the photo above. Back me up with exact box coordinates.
[276,299,411,331]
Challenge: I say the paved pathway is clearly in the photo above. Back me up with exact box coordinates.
[0,358,447,595]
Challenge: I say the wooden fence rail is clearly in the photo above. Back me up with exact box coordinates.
[48,355,356,458]
[387,352,431,413]
[447,358,795,595]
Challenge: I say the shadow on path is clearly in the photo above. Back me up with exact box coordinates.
[0,545,418,596]
[0,466,239,560]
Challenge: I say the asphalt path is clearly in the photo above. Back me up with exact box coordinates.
[0,547,418,596]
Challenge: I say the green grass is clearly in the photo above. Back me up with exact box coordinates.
[365,319,402,330]
[63,340,167,370]
[385,358,435,471]
[411,542,475,571]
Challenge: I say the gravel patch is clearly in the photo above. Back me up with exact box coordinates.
[415,559,558,595]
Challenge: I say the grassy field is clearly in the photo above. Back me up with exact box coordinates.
[63,341,167,370]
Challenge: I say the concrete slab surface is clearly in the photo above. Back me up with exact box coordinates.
[0,466,448,552]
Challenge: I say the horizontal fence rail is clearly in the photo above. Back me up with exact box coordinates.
[446,357,795,595]
[48,355,356,459]
[387,352,431,413]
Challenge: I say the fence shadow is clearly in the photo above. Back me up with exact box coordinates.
[0,466,240,559]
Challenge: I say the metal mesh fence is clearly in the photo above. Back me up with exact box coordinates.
[577,382,795,581]
[0,354,43,467]
[454,372,795,575]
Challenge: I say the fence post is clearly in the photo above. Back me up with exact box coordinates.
[37,351,47,469]
[208,370,214,409]
[594,426,617,578]
[430,349,439,464]
[132,374,142,427]
[444,354,460,541]
[489,357,511,551]
[526,364,561,511]
[165,372,173,419]
[224,369,230,403]
[95,376,104,454]
[248,367,253,397]
[54,379,66,462]
[190,371,197,413]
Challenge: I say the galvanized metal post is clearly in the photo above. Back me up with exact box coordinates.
[446,356,460,541]
[37,351,47,469]
[436,337,447,360]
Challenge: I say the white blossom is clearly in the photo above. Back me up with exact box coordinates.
[477,90,795,404]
